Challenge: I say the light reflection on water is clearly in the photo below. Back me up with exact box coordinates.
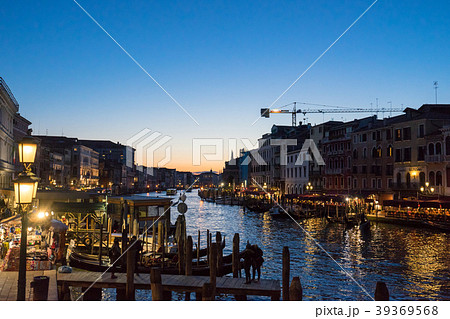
[104,192,449,301]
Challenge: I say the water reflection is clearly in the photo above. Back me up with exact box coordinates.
[136,192,450,301]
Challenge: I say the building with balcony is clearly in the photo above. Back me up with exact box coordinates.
[0,78,18,191]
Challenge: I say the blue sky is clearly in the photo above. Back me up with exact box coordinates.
[1,0,450,171]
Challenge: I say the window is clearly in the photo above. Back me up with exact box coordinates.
[387,145,393,157]
[352,166,358,174]
[372,179,376,189]
[362,134,367,142]
[372,132,377,141]
[417,146,425,161]
[436,142,442,155]
[386,129,392,140]
[436,171,443,186]
[418,124,425,138]
[429,171,435,186]
[363,178,367,188]
[377,179,382,189]
[403,127,411,140]
[395,129,402,141]
[395,149,402,162]
[363,148,367,159]
[353,179,357,188]
[362,166,367,174]
[352,149,358,159]
[372,147,377,158]
[396,173,402,187]
[428,143,435,156]
[403,147,411,162]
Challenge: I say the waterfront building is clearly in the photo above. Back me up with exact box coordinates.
[350,117,395,200]
[251,124,309,193]
[221,151,239,188]
[0,78,18,191]
[389,105,450,198]
[322,116,377,193]
[308,121,343,191]
[71,145,99,187]
[78,140,135,191]
[34,136,100,188]
[175,171,194,189]
[197,170,219,187]
[282,149,309,194]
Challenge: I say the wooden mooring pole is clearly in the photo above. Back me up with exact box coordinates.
[206,229,210,265]
[282,246,290,301]
[232,233,240,278]
[150,268,163,301]
[185,236,193,300]
[126,248,136,301]
[209,243,217,299]
[216,232,223,276]
[197,230,201,266]
[289,277,302,301]
[375,281,389,301]
[178,236,185,275]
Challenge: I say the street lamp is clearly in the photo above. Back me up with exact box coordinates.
[14,136,39,301]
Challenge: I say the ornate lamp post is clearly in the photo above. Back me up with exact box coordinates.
[14,136,39,301]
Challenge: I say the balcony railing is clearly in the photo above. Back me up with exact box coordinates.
[425,154,443,162]
[0,77,19,107]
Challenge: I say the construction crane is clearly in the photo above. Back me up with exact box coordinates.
[261,102,405,126]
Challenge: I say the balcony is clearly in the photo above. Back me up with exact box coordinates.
[425,155,443,163]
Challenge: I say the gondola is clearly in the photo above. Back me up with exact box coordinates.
[359,220,370,232]
[69,250,236,276]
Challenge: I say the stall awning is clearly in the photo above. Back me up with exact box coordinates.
[51,202,106,214]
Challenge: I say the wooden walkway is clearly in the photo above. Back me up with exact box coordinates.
[0,270,58,301]
[57,271,281,300]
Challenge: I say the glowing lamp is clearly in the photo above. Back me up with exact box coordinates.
[18,136,38,164]
[14,174,39,204]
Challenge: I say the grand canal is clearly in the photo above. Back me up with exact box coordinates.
[108,191,449,301]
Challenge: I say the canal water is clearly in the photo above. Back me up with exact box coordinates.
[105,191,449,301]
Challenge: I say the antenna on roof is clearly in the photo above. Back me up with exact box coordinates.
[388,101,392,118]
[434,81,439,104]
[376,98,379,118]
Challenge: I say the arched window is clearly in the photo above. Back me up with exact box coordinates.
[428,143,435,156]
[436,171,443,186]
[396,172,402,188]
[353,149,358,159]
[363,148,367,159]
[419,172,426,186]
[377,146,382,158]
[436,142,442,155]
[387,145,393,157]
[429,171,435,186]
[406,173,411,188]
[372,147,377,158]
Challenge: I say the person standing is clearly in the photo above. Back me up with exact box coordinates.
[109,238,121,279]
[240,242,255,284]
[251,244,264,282]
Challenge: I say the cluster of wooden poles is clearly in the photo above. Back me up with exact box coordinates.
[122,231,242,301]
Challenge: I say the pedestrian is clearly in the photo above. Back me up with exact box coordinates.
[240,242,255,284]
[251,244,264,282]
[109,238,121,279]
